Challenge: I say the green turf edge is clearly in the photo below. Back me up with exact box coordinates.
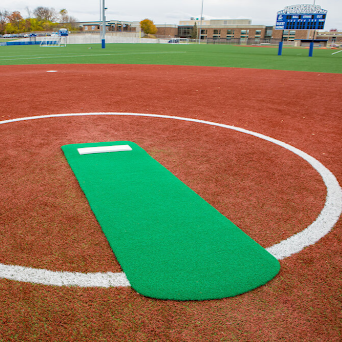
[0,44,341,73]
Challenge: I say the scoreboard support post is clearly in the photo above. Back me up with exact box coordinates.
[308,42,314,57]
[278,41,283,56]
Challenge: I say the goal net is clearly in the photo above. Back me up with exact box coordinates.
[167,38,189,44]
[40,36,67,47]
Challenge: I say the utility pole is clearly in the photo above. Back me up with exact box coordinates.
[101,0,106,48]
[198,0,204,44]
[310,0,316,56]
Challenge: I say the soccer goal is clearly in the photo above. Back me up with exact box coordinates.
[167,38,189,44]
[40,36,67,47]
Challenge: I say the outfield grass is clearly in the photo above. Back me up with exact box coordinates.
[0,43,341,73]
[0,38,16,42]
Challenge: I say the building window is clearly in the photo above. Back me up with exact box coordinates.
[213,29,221,35]
[255,30,261,35]
[240,29,249,39]
[178,26,193,38]
[92,26,95,30]
[265,27,273,37]
[84,26,88,31]
[201,29,207,35]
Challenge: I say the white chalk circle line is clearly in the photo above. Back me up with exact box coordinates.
[0,112,341,288]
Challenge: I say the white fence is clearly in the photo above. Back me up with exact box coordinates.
[67,33,171,44]
[9,33,185,45]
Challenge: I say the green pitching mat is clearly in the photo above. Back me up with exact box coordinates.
[62,141,280,300]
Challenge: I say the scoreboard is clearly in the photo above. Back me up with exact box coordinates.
[276,13,326,30]
[275,4,327,30]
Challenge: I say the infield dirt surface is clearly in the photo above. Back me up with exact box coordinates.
[0,64,341,341]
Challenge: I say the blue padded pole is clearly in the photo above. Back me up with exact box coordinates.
[309,42,314,57]
[278,41,283,56]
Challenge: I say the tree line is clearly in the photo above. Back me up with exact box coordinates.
[0,7,78,35]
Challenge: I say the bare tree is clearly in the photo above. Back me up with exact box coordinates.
[59,9,78,29]
[33,7,57,22]
[59,9,69,23]
[25,6,31,18]
[0,10,9,34]
[0,10,9,24]
[68,15,78,29]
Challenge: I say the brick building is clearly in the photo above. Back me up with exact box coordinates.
[79,20,137,33]
[316,30,342,43]
[177,18,314,44]
[153,24,178,38]
[77,18,337,45]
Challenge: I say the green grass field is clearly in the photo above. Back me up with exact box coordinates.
[0,38,16,42]
[0,43,341,73]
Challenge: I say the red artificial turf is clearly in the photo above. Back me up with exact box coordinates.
[0,64,341,340]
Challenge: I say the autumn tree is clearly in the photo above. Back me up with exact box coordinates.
[140,19,157,36]
[7,11,23,31]
[28,18,45,32]
[23,18,32,32]
[0,7,77,34]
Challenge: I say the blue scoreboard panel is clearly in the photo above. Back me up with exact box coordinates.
[275,4,327,30]
[276,13,326,30]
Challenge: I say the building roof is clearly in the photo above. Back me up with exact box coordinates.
[179,19,252,26]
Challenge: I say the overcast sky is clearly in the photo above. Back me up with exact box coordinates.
[1,0,341,30]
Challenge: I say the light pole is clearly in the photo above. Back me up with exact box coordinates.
[310,0,316,56]
[101,0,106,48]
[198,0,204,44]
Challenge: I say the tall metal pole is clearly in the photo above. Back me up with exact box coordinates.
[198,0,204,44]
[313,0,316,38]
[310,0,316,56]
[101,0,106,48]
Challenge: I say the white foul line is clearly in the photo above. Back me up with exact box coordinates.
[0,112,341,287]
